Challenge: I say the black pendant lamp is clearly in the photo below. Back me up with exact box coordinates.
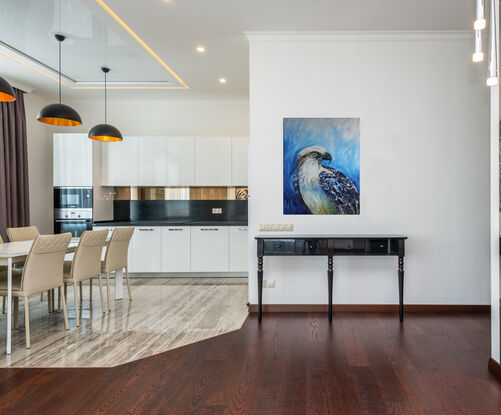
[37,34,82,126]
[88,67,122,142]
[0,75,15,102]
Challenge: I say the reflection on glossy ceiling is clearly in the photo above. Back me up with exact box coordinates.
[0,0,187,88]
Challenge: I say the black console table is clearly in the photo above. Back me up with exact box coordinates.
[255,235,407,322]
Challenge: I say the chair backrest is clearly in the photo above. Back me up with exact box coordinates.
[70,229,108,282]
[103,227,134,272]
[21,233,71,294]
[0,234,3,244]
[7,226,40,242]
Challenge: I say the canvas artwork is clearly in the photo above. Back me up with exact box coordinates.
[283,117,360,215]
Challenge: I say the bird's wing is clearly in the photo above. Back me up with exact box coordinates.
[292,171,307,209]
[319,167,360,214]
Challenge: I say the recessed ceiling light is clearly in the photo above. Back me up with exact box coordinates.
[196,46,206,54]
[219,78,227,84]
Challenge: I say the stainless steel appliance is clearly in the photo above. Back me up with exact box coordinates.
[53,187,93,237]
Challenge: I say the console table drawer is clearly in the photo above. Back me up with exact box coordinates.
[367,239,389,254]
[263,239,296,255]
[333,239,365,253]
[296,239,329,255]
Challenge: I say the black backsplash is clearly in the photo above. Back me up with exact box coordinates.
[113,200,247,223]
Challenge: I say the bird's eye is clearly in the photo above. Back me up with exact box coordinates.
[312,152,318,158]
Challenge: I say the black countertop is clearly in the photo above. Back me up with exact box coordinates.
[93,220,248,227]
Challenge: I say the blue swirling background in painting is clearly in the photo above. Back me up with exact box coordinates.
[283,118,360,214]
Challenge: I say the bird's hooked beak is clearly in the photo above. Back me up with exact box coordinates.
[322,152,332,163]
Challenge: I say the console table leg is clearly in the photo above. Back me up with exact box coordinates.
[398,256,404,322]
[328,256,333,322]
[257,257,263,323]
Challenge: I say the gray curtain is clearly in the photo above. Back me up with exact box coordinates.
[0,88,30,241]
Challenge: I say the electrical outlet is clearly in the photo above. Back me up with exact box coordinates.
[263,279,276,288]
[212,208,222,214]
[258,224,294,232]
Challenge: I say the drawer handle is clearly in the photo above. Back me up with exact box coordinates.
[347,244,352,249]
[380,244,385,248]
[168,228,183,231]
[139,228,153,231]
[201,228,219,231]
[278,244,282,248]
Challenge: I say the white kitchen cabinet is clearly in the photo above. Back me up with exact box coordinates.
[166,137,195,186]
[161,227,191,272]
[194,137,232,186]
[53,134,93,187]
[231,137,248,186]
[138,137,167,186]
[100,136,139,186]
[190,226,229,272]
[129,226,162,273]
[229,226,248,272]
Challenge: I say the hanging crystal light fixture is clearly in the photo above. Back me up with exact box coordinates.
[475,0,487,30]
[473,30,484,62]
[487,0,498,86]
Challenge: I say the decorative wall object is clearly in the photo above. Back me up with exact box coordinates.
[283,117,360,215]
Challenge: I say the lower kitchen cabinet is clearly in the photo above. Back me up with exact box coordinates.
[161,227,190,272]
[129,226,162,273]
[191,226,229,272]
[229,226,248,272]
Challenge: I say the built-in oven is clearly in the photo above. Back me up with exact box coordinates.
[54,187,93,237]
[54,218,93,238]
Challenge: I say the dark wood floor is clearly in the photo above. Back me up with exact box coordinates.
[0,312,500,414]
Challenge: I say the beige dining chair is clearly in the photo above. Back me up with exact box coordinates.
[1,234,28,314]
[0,233,71,349]
[6,226,40,242]
[102,226,134,311]
[64,229,108,326]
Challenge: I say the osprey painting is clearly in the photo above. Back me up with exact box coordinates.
[284,118,360,215]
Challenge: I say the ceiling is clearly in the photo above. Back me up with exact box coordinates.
[0,0,475,100]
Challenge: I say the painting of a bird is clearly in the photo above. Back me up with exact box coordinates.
[283,118,360,215]
[293,145,360,214]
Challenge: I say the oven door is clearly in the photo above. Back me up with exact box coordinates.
[54,187,93,209]
[54,219,92,238]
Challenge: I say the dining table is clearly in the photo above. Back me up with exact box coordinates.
[0,237,123,355]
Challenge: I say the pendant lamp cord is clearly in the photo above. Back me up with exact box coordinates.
[104,70,107,124]
[58,39,62,104]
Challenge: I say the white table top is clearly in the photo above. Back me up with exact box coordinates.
[0,238,81,259]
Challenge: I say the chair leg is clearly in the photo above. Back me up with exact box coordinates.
[13,297,19,329]
[2,296,5,314]
[24,296,30,349]
[48,290,52,313]
[89,278,93,302]
[106,272,111,311]
[73,282,80,327]
[51,289,55,311]
[64,282,67,299]
[58,287,61,312]
[98,275,105,314]
[125,266,132,301]
[79,282,83,303]
[61,286,69,330]
[40,292,43,301]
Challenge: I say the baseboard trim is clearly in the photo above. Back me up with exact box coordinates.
[248,304,491,313]
[489,358,501,382]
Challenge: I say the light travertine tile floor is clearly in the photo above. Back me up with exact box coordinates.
[0,277,248,367]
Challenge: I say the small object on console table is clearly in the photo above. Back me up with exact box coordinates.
[255,235,407,322]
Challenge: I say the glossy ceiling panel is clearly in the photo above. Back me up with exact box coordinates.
[0,0,181,85]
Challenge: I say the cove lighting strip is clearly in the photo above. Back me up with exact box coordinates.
[95,0,188,89]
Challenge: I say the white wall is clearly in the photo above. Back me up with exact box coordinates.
[248,32,490,306]
[24,93,53,234]
[24,96,249,229]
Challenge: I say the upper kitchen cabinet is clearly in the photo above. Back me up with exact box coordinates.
[231,137,249,186]
[138,137,167,186]
[166,137,195,186]
[53,134,93,187]
[101,136,139,186]
[194,137,231,186]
